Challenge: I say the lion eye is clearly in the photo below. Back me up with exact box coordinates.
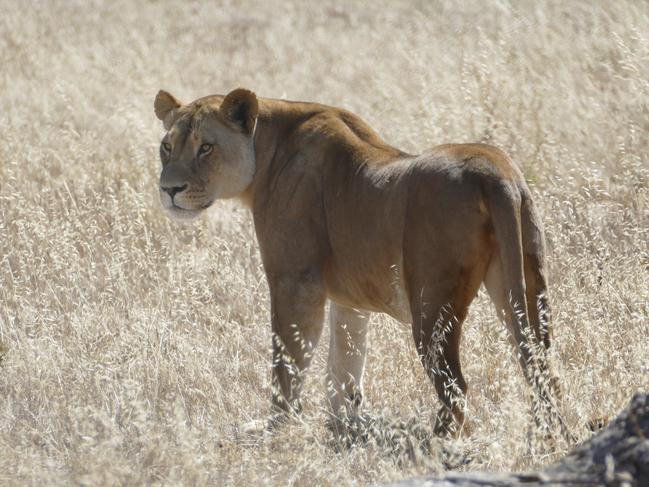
[161,142,171,153]
[198,143,213,156]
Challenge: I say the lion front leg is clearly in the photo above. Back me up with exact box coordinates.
[268,272,326,423]
[326,303,370,419]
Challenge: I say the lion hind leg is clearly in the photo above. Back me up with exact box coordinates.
[411,297,469,438]
[409,263,486,438]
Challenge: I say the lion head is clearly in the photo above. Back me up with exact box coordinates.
[153,88,259,220]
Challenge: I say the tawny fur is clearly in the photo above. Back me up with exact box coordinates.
[154,88,557,436]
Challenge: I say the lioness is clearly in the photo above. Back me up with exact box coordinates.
[154,88,558,436]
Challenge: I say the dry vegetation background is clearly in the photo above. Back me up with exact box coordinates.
[1,0,648,485]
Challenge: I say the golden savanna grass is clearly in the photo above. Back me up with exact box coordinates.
[1,0,648,485]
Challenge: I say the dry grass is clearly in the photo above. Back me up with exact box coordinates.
[1,0,648,485]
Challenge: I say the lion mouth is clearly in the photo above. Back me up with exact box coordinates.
[159,190,214,221]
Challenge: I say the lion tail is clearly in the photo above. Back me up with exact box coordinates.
[486,179,572,441]
[520,188,552,349]
[485,181,534,371]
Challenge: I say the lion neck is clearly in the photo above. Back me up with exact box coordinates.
[238,98,406,208]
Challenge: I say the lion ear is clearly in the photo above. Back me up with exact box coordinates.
[154,90,182,130]
[219,88,258,135]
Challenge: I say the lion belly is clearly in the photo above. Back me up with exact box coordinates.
[322,162,415,322]
[323,256,412,323]
[384,266,412,323]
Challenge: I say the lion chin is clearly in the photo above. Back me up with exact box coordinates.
[164,205,203,222]
[160,197,203,222]
[159,190,210,222]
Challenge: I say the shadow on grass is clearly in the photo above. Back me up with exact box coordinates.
[326,411,472,471]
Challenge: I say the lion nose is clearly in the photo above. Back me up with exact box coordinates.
[161,183,188,199]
